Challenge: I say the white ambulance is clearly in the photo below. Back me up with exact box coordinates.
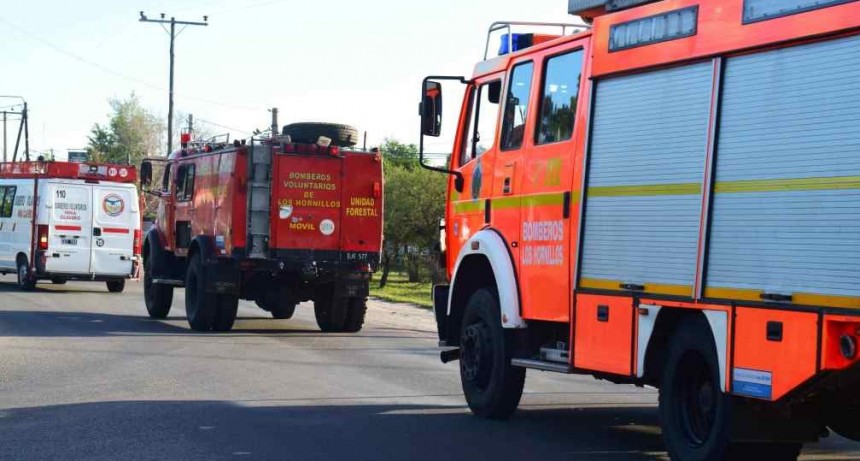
[0,161,141,291]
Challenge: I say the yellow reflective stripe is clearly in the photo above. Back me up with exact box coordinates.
[703,287,762,302]
[493,196,520,210]
[523,192,573,207]
[705,287,860,309]
[451,200,485,214]
[715,176,860,194]
[451,192,575,213]
[579,278,692,296]
[588,183,701,197]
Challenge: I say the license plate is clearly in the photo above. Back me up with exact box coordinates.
[61,238,77,245]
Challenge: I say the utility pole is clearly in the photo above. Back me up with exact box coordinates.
[2,111,6,163]
[139,11,208,155]
[270,108,278,138]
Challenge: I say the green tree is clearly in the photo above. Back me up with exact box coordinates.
[380,156,447,287]
[379,138,419,170]
[87,93,163,165]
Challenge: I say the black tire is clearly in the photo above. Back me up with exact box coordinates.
[282,122,359,148]
[255,289,297,320]
[459,288,525,420]
[213,294,239,332]
[828,403,860,442]
[16,258,36,291]
[659,315,735,461]
[51,278,67,285]
[143,249,173,319]
[270,302,297,320]
[185,254,216,331]
[106,279,126,293]
[314,290,348,332]
[342,297,367,333]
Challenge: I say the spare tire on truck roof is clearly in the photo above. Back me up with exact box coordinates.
[282,122,359,148]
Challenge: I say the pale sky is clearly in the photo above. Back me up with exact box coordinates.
[0,0,578,160]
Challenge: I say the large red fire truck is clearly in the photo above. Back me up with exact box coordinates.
[140,120,383,333]
[420,0,860,459]
[0,161,140,292]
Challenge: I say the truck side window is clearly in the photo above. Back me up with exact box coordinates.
[460,80,502,165]
[162,165,171,193]
[501,61,534,151]
[0,186,15,218]
[176,164,195,202]
[536,50,583,145]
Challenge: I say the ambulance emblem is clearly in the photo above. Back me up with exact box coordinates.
[103,194,125,217]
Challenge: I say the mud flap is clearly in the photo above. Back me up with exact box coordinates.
[203,261,240,295]
[433,284,450,343]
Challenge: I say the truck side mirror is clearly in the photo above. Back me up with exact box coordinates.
[140,160,153,189]
[421,80,443,137]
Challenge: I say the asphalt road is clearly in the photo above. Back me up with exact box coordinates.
[0,276,858,461]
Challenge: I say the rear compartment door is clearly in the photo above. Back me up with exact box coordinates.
[340,152,383,262]
[272,154,343,254]
[47,182,93,274]
[90,184,136,276]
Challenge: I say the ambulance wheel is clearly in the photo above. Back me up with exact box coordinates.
[659,315,735,461]
[459,288,525,420]
[282,122,359,148]
[314,290,348,332]
[16,258,36,291]
[143,251,172,319]
[342,297,367,333]
[50,278,67,285]
[106,279,126,293]
[213,294,239,332]
[185,254,216,332]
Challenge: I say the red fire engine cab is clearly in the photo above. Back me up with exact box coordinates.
[419,0,860,459]
[140,120,383,333]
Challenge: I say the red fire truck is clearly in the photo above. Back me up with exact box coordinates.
[0,161,140,291]
[420,1,860,459]
[140,120,383,333]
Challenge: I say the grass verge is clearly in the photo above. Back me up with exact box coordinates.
[370,272,433,308]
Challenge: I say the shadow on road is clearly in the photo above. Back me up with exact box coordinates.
[0,400,666,461]
[0,309,434,342]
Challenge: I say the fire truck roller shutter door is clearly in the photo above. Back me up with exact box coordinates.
[705,35,860,307]
[448,230,526,329]
[580,62,713,296]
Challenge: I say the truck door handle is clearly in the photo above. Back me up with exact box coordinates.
[93,228,102,236]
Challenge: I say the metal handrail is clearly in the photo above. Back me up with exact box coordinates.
[483,21,591,60]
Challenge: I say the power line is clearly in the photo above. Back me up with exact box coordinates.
[0,16,262,112]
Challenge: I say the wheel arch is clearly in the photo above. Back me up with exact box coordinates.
[445,229,525,346]
[641,307,728,391]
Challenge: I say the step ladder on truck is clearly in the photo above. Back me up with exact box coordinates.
[0,161,141,292]
[419,0,860,459]
[140,112,383,333]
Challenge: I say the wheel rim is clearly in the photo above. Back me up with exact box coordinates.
[675,350,717,446]
[462,320,493,390]
[18,264,27,286]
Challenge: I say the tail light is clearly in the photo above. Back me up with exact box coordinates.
[37,225,49,250]
[133,229,142,256]
[372,181,382,199]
